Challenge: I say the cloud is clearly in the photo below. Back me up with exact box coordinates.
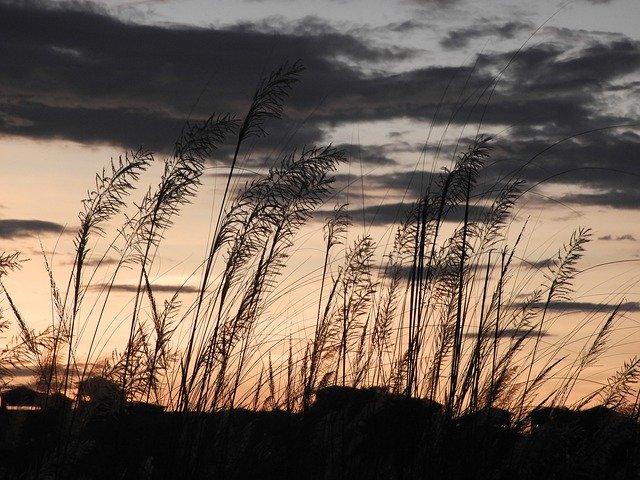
[597,234,636,241]
[1,1,639,217]
[90,282,200,293]
[527,301,640,313]
[558,188,640,210]
[0,219,65,239]
[463,327,548,339]
[335,143,399,166]
[440,20,533,50]
[406,0,462,7]
[0,2,414,152]
[617,234,637,241]
[316,200,495,227]
[384,19,428,33]
[77,256,122,267]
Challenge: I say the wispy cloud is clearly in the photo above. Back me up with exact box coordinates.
[406,0,462,7]
[89,282,200,293]
[440,20,533,50]
[0,219,65,239]
[598,234,637,241]
[520,301,640,313]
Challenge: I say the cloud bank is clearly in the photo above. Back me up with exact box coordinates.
[1,0,639,221]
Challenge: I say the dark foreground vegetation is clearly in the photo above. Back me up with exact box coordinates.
[1,60,639,479]
[1,385,638,479]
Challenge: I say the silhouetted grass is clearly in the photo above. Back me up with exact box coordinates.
[0,58,639,480]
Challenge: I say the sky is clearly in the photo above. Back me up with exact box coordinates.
[0,0,639,395]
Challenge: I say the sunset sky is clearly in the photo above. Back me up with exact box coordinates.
[1,0,639,392]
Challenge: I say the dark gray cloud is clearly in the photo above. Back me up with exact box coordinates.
[1,0,639,218]
[558,188,640,210]
[528,301,640,313]
[0,219,65,239]
[90,282,200,293]
[335,143,399,166]
[385,19,428,33]
[598,234,637,241]
[406,0,461,7]
[78,256,122,267]
[617,234,636,241]
[0,1,413,152]
[321,201,413,227]
[316,200,496,227]
[440,20,533,50]
[463,327,549,339]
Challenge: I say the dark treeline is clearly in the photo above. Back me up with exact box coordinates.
[0,385,638,480]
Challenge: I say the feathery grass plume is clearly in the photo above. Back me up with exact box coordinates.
[41,247,67,394]
[58,148,152,397]
[238,60,305,144]
[218,146,345,404]
[0,319,11,386]
[264,353,277,410]
[406,136,491,399]
[185,145,345,410]
[142,270,181,404]
[251,365,264,411]
[573,356,640,411]
[545,227,592,303]
[331,234,377,387]
[69,148,152,315]
[0,280,60,393]
[122,114,237,403]
[130,115,237,257]
[602,356,640,412]
[101,322,154,402]
[0,252,24,276]
[422,215,483,403]
[480,329,535,411]
[447,138,494,415]
[552,302,621,407]
[194,61,305,292]
[519,227,592,411]
[0,292,29,386]
[457,234,530,412]
[423,243,462,403]
[367,217,413,388]
[284,337,295,412]
[477,179,524,246]
[302,203,351,407]
[352,313,371,388]
[182,63,304,410]
[479,363,517,411]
